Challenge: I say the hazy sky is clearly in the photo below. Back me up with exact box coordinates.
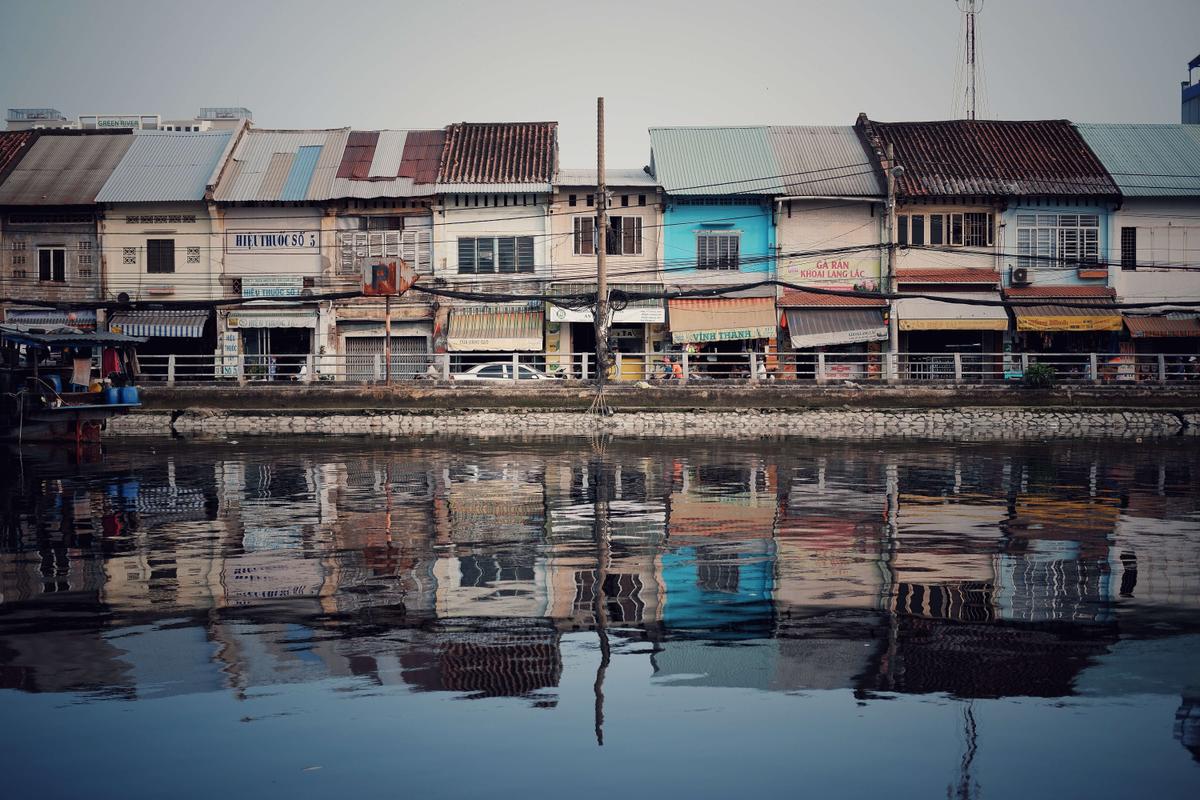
[2,0,1197,166]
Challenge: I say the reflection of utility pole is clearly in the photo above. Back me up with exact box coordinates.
[878,459,900,689]
[950,701,980,800]
[590,454,612,746]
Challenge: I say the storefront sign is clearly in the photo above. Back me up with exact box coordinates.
[547,304,664,324]
[779,256,881,290]
[790,327,889,348]
[241,275,304,298]
[226,231,320,253]
[217,331,241,377]
[672,325,776,344]
[226,311,317,329]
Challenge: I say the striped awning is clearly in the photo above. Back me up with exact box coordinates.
[447,307,543,351]
[3,309,97,331]
[668,297,777,344]
[786,308,888,349]
[1123,314,1200,338]
[109,310,210,338]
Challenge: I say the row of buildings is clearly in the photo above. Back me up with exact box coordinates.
[1,111,1199,379]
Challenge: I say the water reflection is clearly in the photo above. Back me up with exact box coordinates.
[2,437,1199,796]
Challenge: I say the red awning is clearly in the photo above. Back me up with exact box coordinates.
[1124,315,1200,338]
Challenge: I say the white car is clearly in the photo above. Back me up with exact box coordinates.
[452,362,552,381]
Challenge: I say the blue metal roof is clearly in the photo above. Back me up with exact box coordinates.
[280,144,322,201]
[96,130,233,203]
[1074,123,1200,197]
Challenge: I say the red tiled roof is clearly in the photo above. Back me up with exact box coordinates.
[1004,286,1115,299]
[855,117,1118,198]
[1123,315,1200,338]
[779,289,887,307]
[439,122,557,184]
[0,130,35,180]
[398,129,445,184]
[896,268,1000,285]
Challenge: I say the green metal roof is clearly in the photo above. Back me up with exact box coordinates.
[648,127,780,196]
[1074,123,1200,197]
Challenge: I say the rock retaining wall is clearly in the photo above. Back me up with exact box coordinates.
[107,408,1199,439]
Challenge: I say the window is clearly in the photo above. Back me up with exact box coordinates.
[457,236,534,274]
[123,247,137,265]
[1015,213,1100,270]
[38,247,65,282]
[1120,227,1137,271]
[638,194,646,207]
[620,194,629,207]
[930,214,944,245]
[569,194,577,207]
[362,216,402,231]
[608,216,643,255]
[697,233,740,270]
[517,365,542,380]
[573,217,595,256]
[964,212,992,247]
[950,213,964,246]
[911,215,925,246]
[586,194,594,207]
[187,246,201,264]
[147,239,175,273]
[897,214,909,246]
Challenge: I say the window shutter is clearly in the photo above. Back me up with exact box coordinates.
[401,231,417,268]
[517,237,535,272]
[457,237,476,274]
[418,229,432,272]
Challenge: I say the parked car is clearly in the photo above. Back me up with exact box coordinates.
[452,362,553,381]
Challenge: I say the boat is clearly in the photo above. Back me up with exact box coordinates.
[0,324,148,443]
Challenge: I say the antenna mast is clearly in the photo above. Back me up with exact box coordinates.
[956,0,984,120]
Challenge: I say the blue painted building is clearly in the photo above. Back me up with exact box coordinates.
[649,127,779,350]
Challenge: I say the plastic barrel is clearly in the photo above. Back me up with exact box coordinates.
[45,374,62,393]
[119,386,139,405]
[104,387,121,404]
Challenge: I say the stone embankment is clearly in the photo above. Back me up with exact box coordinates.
[108,407,1199,439]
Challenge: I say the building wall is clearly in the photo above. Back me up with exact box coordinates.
[1,211,101,304]
[1110,199,1200,302]
[661,199,774,285]
[99,202,219,302]
[432,194,551,284]
[776,199,882,290]
[548,186,662,283]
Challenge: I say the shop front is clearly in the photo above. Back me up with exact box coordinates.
[894,293,1010,380]
[1007,288,1122,377]
[546,284,666,380]
[667,297,777,379]
[445,305,544,373]
[1122,313,1200,381]
[223,307,319,380]
[779,291,888,381]
[339,321,432,381]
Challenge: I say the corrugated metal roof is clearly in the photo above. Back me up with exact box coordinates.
[767,126,883,197]
[213,128,349,202]
[96,130,232,203]
[779,289,886,307]
[434,182,551,194]
[896,268,1000,285]
[556,168,659,187]
[1123,314,1200,337]
[329,129,441,199]
[856,117,1118,198]
[649,127,779,195]
[439,122,557,186]
[1073,123,1200,197]
[1005,286,1115,299]
[0,130,35,181]
[280,145,322,201]
[0,131,133,205]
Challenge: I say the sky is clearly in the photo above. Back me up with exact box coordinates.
[1,0,1198,167]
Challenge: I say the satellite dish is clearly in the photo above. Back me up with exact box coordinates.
[116,292,131,304]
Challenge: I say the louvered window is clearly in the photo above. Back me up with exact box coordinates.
[458,236,534,274]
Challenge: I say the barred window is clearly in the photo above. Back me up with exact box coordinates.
[697,233,740,270]
[1015,213,1100,270]
[1120,227,1137,271]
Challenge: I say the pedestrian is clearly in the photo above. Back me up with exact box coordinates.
[670,356,683,382]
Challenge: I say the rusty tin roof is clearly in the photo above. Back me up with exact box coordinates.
[437,122,557,189]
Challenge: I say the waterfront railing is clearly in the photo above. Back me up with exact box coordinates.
[133,351,1200,386]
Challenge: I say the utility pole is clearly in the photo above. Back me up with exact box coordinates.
[595,97,609,390]
[885,142,899,380]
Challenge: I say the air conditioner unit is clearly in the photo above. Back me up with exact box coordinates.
[1011,267,1031,285]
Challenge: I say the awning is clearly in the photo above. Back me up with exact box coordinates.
[668,297,776,344]
[226,309,317,329]
[3,309,97,331]
[785,308,888,349]
[894,292,1010,331]
[1123,314,1200,338]
[109,309,209,338]
[447,307,543,351]
[1012,304,1121,332]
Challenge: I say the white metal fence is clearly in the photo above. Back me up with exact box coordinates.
[135,351,1200,386]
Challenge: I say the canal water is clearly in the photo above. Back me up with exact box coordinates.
[1,436,1198,798]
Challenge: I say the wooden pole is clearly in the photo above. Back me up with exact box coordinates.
[384,292,392,385]
[595,97,609,389]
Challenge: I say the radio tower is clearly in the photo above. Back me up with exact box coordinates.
[956,0,983,120]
